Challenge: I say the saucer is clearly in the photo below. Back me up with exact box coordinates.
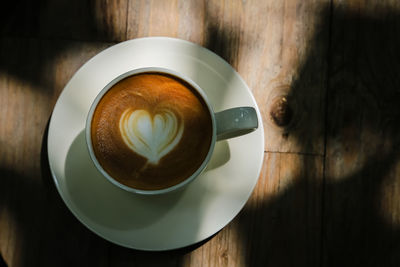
[47,37,264,250]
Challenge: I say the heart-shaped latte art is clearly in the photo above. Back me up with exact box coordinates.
[119,108,184,164]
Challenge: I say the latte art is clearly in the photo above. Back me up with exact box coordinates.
[90,72,213,190]
[119,108,184,164]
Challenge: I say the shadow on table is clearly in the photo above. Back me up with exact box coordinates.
[0,0,122,89]
[1,1,400,267]
[0,1,120,266]
[0,1,242,266]
[235,3,400,267]
[0,252,5,267]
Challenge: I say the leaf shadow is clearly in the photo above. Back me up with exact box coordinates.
[236,3,400,267]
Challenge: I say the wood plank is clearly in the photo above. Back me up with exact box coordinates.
[126,1,327,266]
[127,0,205,44]
[239,0,329,155]
[0,37,112,267]
[0,1,330,266]
[127,0,330,154]
[176,152,323,267]
[0,0,128,42]
[324,1,400,266]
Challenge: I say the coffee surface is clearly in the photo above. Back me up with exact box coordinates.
[91,73,213,190]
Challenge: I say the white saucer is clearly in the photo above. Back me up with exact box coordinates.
[47,37,264,251]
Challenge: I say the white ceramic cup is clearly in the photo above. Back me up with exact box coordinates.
[86,67,258,195]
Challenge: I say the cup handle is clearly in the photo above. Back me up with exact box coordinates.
[215,107,259,141]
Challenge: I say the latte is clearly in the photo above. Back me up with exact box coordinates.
[90,72,213,190]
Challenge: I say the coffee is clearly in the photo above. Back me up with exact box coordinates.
[90,73,213,190]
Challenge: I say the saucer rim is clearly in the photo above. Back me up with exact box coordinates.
[47,36,265,251]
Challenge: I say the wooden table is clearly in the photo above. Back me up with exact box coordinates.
[1,0,400,266]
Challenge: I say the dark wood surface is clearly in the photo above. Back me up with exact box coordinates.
[0,0,399,266]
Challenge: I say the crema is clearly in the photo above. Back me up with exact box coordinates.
[90,73,213,190]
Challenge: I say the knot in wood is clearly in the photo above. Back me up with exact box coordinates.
[269,96,293,127]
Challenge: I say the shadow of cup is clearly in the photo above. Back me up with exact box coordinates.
[64,130,184,231]
[204,140,231,172]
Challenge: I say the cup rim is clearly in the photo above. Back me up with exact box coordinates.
[85,67,217,195]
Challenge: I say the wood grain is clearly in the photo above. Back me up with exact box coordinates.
[179,152,323,267]
[323,1,400,266]
[239,0,329,155]
[127,0,329,154]
[0,37,112,267]
[1,0,400,266]
[0,0,128,41]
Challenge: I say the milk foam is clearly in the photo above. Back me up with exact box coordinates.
[119,108,184,164]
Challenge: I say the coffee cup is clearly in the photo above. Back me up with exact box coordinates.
[86,67,258,195]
